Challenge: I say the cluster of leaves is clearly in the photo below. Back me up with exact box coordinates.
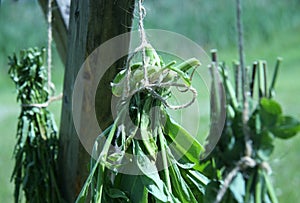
[201,56,300,202]
[76,46,209,203]
[8,48,62,203]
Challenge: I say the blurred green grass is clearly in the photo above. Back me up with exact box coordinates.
[0,0,299,202]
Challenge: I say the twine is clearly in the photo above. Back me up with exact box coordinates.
[213,2,270,198]
[214,155,272,203]
[21,0,62,108]
[122,0,197,110]
[137,0,149,85]
[22,93,63,108]
[47,0,53,92]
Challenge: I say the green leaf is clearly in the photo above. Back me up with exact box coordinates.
[167,65,192,86]
[134,141,179,203]
[203,180,221,203]
[167,157,197,202]
[115,174,148,203]
[263,171,279,203]
[163,113,203,166]
[229,172,245,203]
[257,131,274,161]
[174,58,200,72]
[140,103,158,160]
[260,98,282,115]
[259,98,282,127]
[106,188,130,201]
[272,116,300,139]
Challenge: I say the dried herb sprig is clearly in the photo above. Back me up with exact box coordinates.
[76,46,208,203]
[201,51,300,203]
[9,48,62,203]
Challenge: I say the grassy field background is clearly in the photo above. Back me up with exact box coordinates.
[0,0,299,202]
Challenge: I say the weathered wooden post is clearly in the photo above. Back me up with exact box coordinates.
[57,0,135,201]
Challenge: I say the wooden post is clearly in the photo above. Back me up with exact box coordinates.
[58,0,135,202]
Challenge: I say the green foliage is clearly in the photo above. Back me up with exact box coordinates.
[1,1,300,203]
[201,54,300,202]
[76,46,208,203]
[8,48,62,203]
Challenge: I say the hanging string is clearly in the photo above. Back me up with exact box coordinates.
[47,0,53,93]
[121,0,198,110]
[236,0,251,157]
[137,0,149,81]
[21,0,62,108]
[214,1,272,202]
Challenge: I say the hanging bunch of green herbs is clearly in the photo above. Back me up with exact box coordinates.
[76,45,209,203]
[201,52,300,203]
[8,48,61,203]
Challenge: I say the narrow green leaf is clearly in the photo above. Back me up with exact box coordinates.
[140,106,158,160]
[263,171,278,203]
[168,159,198,203]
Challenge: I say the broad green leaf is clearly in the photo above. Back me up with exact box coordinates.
[259,98,282,127]
[272,116,300,139]
[115,174,148,203]
[163,113,203,166]
[260,98,282,115]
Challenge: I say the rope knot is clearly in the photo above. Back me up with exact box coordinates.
[238,156,256,169]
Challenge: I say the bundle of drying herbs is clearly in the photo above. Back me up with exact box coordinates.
[201,51,300,203]
[8,48,61,203]
[75,45,210,203]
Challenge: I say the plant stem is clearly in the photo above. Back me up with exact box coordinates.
[236,0,251,156]
[258,61,266,98]
[236,0,245,95]
[250,62,258,98]
[234,61,240,101]
[245,172,255,203]
[255,170,262,203]
[269,57,282,98]
[263,61,268,97]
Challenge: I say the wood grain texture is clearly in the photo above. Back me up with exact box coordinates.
[58,0,135,202]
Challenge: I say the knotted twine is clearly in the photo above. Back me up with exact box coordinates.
[122,0,198,110]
